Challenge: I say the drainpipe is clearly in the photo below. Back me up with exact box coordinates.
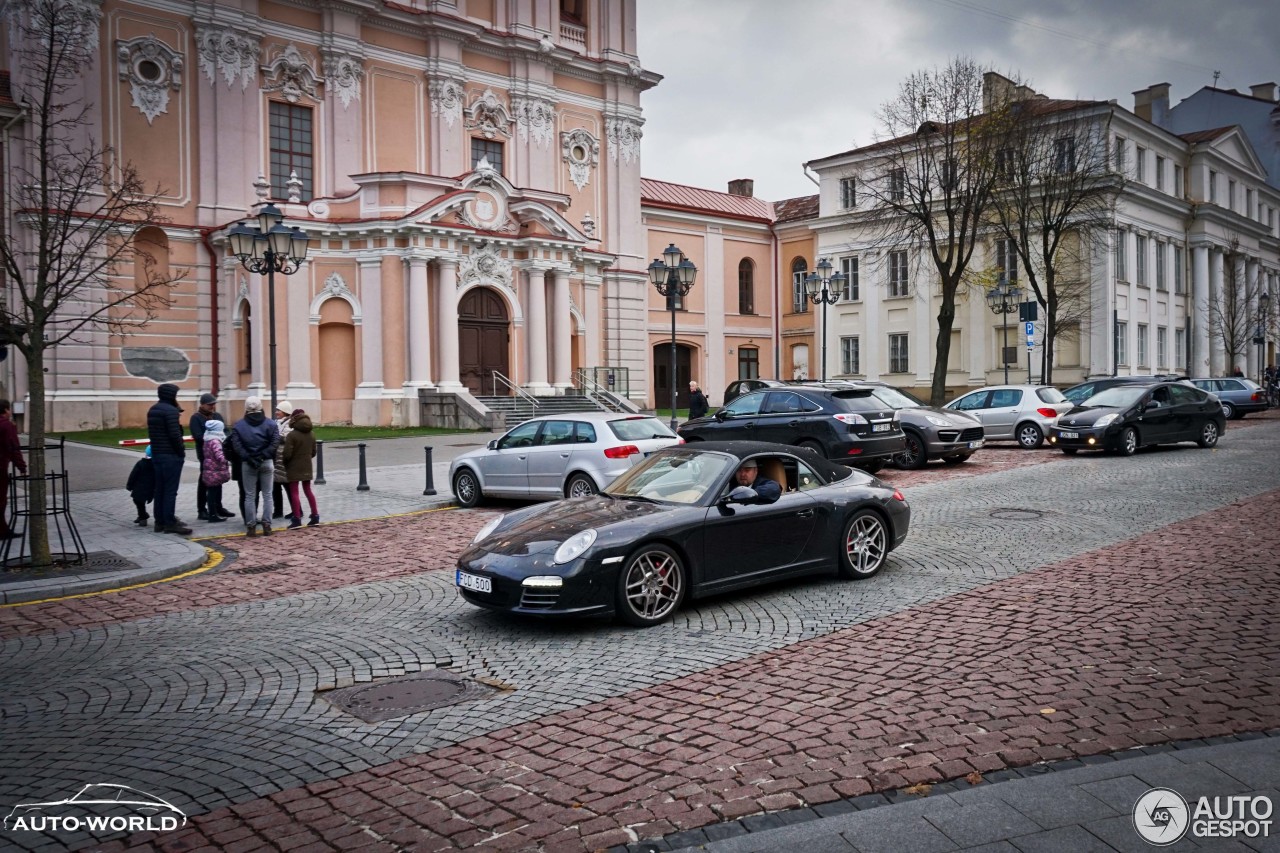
[200,226,220,392]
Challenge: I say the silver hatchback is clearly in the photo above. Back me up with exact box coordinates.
[449,412,682,507]
[944,384,1073,449]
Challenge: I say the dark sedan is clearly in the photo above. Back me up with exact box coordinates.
[455,441,911,627]
[1048,382,1225,456]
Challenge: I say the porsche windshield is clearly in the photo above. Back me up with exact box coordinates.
[605,450,734,505]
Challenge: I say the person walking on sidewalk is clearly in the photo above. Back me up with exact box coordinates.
[190,392,231,521]
[282,408,320,529]
[688,381,710,420]
[199,420,232,524]
[271,401,294,520]
[125,446,155,527]
[0,400,28,540]
[230,396,281,537]
[146,383,190,535]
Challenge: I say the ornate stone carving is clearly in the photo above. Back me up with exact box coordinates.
[323,272,352,299]
[458,243,514,293]
[580,211,597,240]
[116,35,182,125]
[561,128,599,192]
[195,25,259,90]
[466,88,512,140]
[606,116,643,165]
[286,170,304,204]
[322,50,363,109]
[428,78,465,128]
[261,44,321,104]
[253,173,270,200]
[512,96,556,148]
[237,275,249,303]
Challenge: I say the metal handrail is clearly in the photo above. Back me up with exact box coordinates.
[573,369,640,413]
[490,370,539,410]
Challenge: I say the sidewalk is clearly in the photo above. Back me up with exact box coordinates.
[0,450,461,605]
[657,735,1280,852]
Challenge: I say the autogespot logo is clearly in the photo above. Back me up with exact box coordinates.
[1133,787,1190,846]
[3,784,187,835]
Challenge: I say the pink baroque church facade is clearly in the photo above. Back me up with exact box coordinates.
[2,0,668,429]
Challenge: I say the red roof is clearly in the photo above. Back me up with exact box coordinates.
[640,178,773,223]
[773,194,818,223]
[1179,125,1235,144]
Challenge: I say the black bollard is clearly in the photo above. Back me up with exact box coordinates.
[423,445,437,496]
[314,440,326,485]
[356,442,370,491]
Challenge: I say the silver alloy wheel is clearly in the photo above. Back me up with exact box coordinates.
[1122,427,1138,455]
[1017,423,1044,449]
[1200,421,1219,447]
[453,470,480,507]
[1221,402,1235,419]
[566,474,597,498]
[843,512,887,577]
[622,548,683,622]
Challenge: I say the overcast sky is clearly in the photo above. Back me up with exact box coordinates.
[635,0,1279,202]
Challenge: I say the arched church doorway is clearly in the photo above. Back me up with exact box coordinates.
[459,286,510,395]
[653,342,693,412]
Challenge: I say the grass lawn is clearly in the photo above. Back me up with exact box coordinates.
[59,424,484,451]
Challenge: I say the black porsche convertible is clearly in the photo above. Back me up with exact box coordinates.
[455,441,911,627]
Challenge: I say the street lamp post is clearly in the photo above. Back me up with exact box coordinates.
[986,274,1023,385]
[1254,291,1271,387]
[804,258,847,382]
[227,204,311,414]
[648,244,697,430]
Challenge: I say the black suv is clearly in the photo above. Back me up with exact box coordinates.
[678,385,905,473]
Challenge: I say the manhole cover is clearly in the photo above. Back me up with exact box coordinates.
[235,562,289,576]
[321,671,497,723]
[990,508,1045,521]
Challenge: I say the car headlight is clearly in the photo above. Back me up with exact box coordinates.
[472,515,504,544]
[553,529,597,564]
[925,415,952,427]
[1093,414,1119,428]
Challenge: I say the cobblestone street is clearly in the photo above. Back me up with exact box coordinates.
[1,419,1278,852]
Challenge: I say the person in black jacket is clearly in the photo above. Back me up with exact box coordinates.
[126,446,155,526]
[688,381,710,419]
[147,383,190,535]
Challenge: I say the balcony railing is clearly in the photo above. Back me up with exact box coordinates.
[559,21,586,50]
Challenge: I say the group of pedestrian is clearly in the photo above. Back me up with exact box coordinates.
[131,387,320,537]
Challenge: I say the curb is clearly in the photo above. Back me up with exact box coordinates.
[0,543,211,605]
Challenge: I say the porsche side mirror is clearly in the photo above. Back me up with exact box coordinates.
[714,409,729,422]
[722,485,758,504]
[487,439,498,450]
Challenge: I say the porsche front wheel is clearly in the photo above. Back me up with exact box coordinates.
[838,510,888,580]
[616,544,686,627]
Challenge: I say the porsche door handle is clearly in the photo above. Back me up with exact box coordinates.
[795,509,815,518]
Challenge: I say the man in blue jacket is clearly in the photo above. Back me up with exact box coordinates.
[230,396,281,537]
[146,383,190,534]
[733,459,782,504]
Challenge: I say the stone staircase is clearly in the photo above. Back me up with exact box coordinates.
[474,392,618,428]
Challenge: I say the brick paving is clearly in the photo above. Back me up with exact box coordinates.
[90,483,1280,853]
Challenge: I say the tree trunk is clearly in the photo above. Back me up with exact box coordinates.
[930,285,959,406]
[25,342,51,567]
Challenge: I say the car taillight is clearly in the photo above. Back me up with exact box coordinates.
[1036,407,1059,418]
[1251,392,1261,402]
[603,445,640,459]
[676,437,685,444]
[892,489,905,502]
[833,413,868,425]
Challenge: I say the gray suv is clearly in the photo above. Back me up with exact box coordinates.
[857,384,986,468]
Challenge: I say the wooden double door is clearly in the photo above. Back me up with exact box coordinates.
[459,287,509,395]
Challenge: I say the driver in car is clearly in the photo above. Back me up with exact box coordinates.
[734,459,782,504]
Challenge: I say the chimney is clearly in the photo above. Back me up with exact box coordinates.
[1133,83,1171,125]
[727,178,754,198]
[983,71,1015,111]
[1250,82,1278,102]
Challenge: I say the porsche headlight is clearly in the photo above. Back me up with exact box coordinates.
[1093,413,1120,428]
[472,514,504,544]
[553,529,597,564]
[925,415,952,427]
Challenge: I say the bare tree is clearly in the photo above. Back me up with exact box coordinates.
[855,57,1007,404]
[986,98,1121,383]
[1208,237,1263,374]
[1,0,178,566]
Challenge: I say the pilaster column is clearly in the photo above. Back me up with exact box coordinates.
[551,268,573,391]
[1244,257,1259,377]
[356,259,384,394]
[424,62,467,177]
[1209,249,1225,376]
[284,261,314,395]
[584,276,602,370]
[1191,245,1210,378]
[435,259,463,392]
[406,256,433,387]
[524,267,551,394]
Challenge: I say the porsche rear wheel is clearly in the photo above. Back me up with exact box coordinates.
[616,544,686,627]
[894,431,927,469]
[838,510,888,580]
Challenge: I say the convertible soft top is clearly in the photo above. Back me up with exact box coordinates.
[672,440,856,483]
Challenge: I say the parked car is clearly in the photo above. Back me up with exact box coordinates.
[944,385,1073,448]
[1062,375,1188,406]
[1187,377,1269,419]
[1048,381,1225,455]
[722,378,788,405]
[449,412,681,507]
[848,383,985,468]
[455,441,912,626]
[678,385,905,473]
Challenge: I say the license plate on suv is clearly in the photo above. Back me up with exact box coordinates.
[871,423,891,433]
[456,570,492,593]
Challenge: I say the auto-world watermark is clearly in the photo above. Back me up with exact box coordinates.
[3,783,186,835]
[1134,787,1272,845]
